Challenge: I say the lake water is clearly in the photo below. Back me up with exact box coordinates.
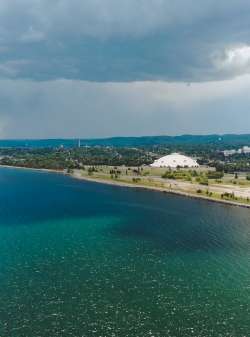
[0,167,249,337]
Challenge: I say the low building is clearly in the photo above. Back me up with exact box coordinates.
[223,146,250,156]
[223,149,237,157]
[150,153,199,168]
[242,146,250,154]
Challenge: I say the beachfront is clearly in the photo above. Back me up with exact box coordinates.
[71,166,250,208]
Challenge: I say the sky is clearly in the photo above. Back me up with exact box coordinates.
[0,0,250,138]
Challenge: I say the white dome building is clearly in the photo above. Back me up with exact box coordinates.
[151,153,199,168]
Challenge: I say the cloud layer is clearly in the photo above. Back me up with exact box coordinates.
[0,1,249,138]
[1,1,250,81]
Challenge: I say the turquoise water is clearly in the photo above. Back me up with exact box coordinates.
[0,168,250,337]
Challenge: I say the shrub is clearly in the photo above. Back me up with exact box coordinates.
[196,176,209,185]
[221,192,235,199]
[190,170,198,177]
[215,179,222,183]
[162,171,175,179]
[207,171,224,179]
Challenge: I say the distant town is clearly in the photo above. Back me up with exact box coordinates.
[1,135,250,173]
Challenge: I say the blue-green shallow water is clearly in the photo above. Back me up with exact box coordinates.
[0,168,250,337]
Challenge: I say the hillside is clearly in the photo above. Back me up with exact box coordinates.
[1,134,250,148]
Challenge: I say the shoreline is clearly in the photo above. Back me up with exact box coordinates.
[71,172,250,209]
[1,164,250,209]
[0,164,65,174]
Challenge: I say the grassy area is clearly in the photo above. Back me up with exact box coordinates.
[81,165,250,186]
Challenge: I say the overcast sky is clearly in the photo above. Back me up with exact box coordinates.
[1,0,250,138]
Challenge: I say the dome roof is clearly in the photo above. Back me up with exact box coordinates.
[151,153,199,168]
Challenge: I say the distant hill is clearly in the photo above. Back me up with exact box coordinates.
[1,134,250,148]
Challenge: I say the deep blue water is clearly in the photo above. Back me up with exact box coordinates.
[0,167,250,337]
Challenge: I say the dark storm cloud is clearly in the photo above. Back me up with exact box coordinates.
[1,0,250,82]
[0,1,250,138]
